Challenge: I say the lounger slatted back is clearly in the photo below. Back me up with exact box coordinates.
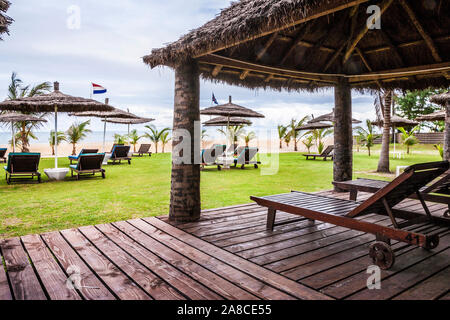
[235,146,245,157]
[109,144,124,153]
[4,153,41,184]
[70,154,105,180]
[109,145,131,164]
[133,144,152,157]
[235,147,260,169]
[0,148,7,163]
[69,149,99,164]
[251,161,450,269]
[304,145,334,160]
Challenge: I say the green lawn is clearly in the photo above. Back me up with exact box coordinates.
[0,145,441,237]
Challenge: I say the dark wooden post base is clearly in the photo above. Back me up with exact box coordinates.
[333,77,353,191]
[444,102,450,161]
[169,60,201,223]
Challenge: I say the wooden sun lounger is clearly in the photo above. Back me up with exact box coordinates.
[333,173,450,217]
[201,145,226,170]
[70,154,105,180]
[251,161,450,269]
[108,145,131,165]
[303,145,334,161]
[4,153,41,184]
[132,144,152,157]
[234,147,261,169]
[0,148,7,163]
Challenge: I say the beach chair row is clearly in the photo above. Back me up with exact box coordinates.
[201,145,261,170]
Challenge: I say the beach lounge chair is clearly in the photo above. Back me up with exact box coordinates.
[303,145,334,161]
[234,146,245,157]
[108,145,131,164]
[70,154,105,180]
[132,144,152,157]
[201,145,226,170]
[0,148,7,163]
[234,147,260,169]
[251,161,450,269]
[4,153,41,184]
[333,171,450,217]
[68,149,99,164]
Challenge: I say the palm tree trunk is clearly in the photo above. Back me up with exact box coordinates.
[377,91,392,173]
[294,139,298,152]
[169,60,201,222]
[279,140,282,149]
[155,143,158,154]
[368,147,371,157]
[51,145,55,156]
[72,143,76,156]
[134,144,136,152]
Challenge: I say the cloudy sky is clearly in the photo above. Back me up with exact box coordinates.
[0,0,376,135]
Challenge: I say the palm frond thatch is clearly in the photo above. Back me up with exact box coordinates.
[0,112,47,123]
[102,117,155,125]
[309,111,362,124]
[201,96,264,118]
[430,91,450,107]
[372,115,419,127]
[203,116,252,127]
[0,0,13,40]
[416,110,446,122]
[70,108,141,119]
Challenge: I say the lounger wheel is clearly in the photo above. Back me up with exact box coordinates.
[444,210,449,218]
[425,234,440,250]
[6,176,11,185]
[102,171,106,179]
[217,165,221,171]
[254,164,258,169]
[369,241,395,270]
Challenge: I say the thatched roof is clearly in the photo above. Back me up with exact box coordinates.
[203,116,252,127]
[0,82,115,113]
[201,96,264,118]
[372,115,419,127]
[416,110,446,122]
[296,122,333,131]
[144,0,450,92]
[0,1,13,40]
[0,112,47,123]
[102,117,154,125]
[70,99,140,119]
[430,91,450,106]
[309,110,361,124]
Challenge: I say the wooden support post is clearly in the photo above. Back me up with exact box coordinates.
[267,208,277,231]
[445,102,450,161]
[169,60,201,222]
[333,77,353,190]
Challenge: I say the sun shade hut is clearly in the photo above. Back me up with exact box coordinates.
[70,98,141,151]
[203,116,252,127]
[0,112,47,152]
[0,82,115,169]
[372,115,419,127]
[415,110,446,122]
[0,0,13,40]
[428,91,450,160]
[144,0,450,222]
[309,110,361,124]
[296,122,333,131]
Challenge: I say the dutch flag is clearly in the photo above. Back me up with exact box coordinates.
[92,83,107,95]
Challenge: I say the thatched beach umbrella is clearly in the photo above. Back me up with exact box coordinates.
[203,116,252,127]
[70,98,141,151]
[102,117,155,143]
[309,110,361,124]
[296,122,333,131]
[0,0,13,41]
[0,82,115,169]
[201,96,264,148]
[416,110,446,122]
[0,112,47,152]
[372,115,419,128]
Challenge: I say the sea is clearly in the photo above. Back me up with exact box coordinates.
[0,131,130,144]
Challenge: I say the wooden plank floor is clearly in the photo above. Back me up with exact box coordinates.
[162,191,450,300]
[1,190,448,300]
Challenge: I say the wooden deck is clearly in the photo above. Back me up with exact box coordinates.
[0,190,449,300]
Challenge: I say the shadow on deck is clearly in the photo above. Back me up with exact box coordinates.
[0,191,449,300]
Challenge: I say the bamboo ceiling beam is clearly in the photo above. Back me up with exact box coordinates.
[379,30,405,66]
[264,74,274,83]
[256,32,279,61]
[211,65,223,77]
[399,0,442,62]
[194,0,371,58]
[343,0,394,63]
[239,70,250,80]
[279,23,313,66]
[355,46,383,88]
[324,41,348,72]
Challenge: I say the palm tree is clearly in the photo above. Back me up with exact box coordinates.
[144,125,170,153]
[302,135,314,153]
[114,133,129,145]
[287,116,309,151]
[377,91,392,173]
[161,131,172,153]
[434,144,444,160]
[398,126,419,154]
[49,131,66,156]
[6,72,51,152]
[243,131,256,147]
[66,120,92,155]
[311,128,333,154]
[355,119,380,156]
[277,125,287,149]
[128,129,142,152]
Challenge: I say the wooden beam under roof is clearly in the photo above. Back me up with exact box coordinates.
[211,65,223,77]
[343,0,395,63]
[256,32,279,61]
[194,0,371,58]
[399,0,442,63]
